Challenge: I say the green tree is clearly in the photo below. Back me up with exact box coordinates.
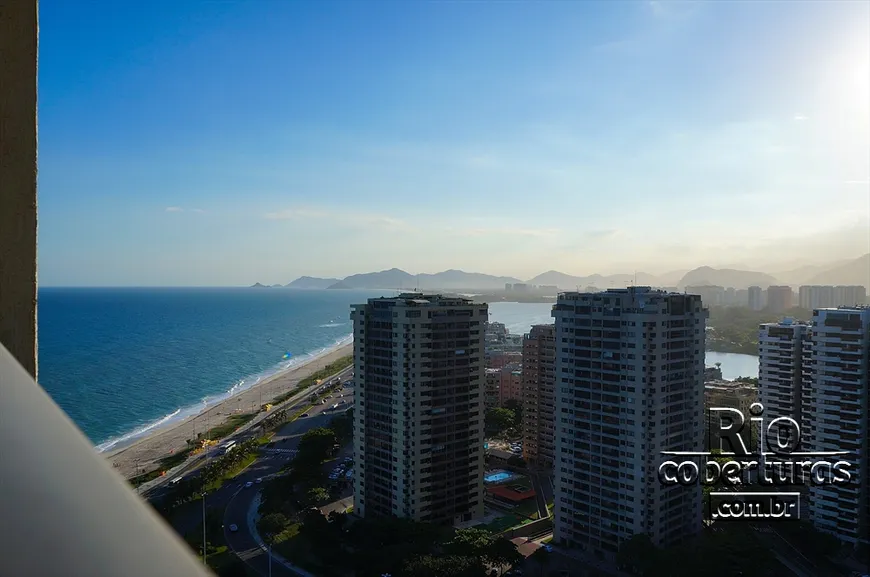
[400,554,486,577]
[307,486,330,505]
[446,527,495,557]
[258,512,288,539]
[503,399,523,429]
[486,408,516,435]
[485,537,523,570]
[329,410,353,444]
[296,427,337,465]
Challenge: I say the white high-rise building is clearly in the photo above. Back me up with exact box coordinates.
[748,286,763,311]
[805,306,870,547]
[758,318,809,427]
[799,286,867,310]
[552,287,707,555]
[350,293,487,524]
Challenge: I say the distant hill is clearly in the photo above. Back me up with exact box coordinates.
[333,268,417,289]
[679,267,778,289]
[525,270,664,290]
[417,269,521,290]
[250,282,268,288]
[324,268,522,290]
[806,253,870,286]
[286,276,341,289]
[771,264,834,286]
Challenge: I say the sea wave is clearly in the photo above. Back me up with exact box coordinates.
[318,322,345,328]
[96,333,353,453]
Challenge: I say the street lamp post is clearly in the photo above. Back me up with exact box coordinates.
[202,491,207,565]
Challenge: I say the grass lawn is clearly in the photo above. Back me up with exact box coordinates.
[273,356,353,404]
[207,413,257,440]
[130,446,195,487]
[272,522,302,545]
[478,514,524,533]
[273,525,323,573]
[203,453,257,492]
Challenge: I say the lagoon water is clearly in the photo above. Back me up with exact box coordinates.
[487,302,760,378]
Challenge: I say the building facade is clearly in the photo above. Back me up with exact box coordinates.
[685,285,725,307]
[704,382,758,452]
[484,365,522,409]
[767,286,794,313]
[758,318,809,430]
[522,324,556,469]
[748,286,763,311]
[552,287,707,555]
[799,285,867,310]
[805,306,870,548]
[350,294,487,524]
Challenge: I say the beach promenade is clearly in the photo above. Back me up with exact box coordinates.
[106,343,353,479]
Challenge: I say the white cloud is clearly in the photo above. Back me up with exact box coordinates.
[165,206,184,212]
[456,226,561,238]
[264,207,412,232]
[794,114,808,121]
[263,208,329,220]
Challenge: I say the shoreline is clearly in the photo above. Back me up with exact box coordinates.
[106,342,353,479]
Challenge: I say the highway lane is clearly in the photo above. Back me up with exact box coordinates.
[223,383,355,576]
[147,367,353,506]
[143,366,354,501]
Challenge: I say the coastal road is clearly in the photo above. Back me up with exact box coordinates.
[160,378,353,541]
[222,385,355,576]
[146,367,353,504]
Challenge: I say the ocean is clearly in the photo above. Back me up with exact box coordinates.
[38,288,384,451]
[37,292,758,451]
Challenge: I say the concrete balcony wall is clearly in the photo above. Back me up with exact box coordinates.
[0,0,39,378]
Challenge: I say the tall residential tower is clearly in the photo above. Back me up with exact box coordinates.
[522,324,556,469]
[350,294,488,524]
[805,306,870,548]
[552,287,707,555]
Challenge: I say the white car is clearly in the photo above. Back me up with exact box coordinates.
[255,478,262,484]
[245,481,253,488]
[229,524,238,532]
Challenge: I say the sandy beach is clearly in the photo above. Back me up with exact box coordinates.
[106,343,353,479]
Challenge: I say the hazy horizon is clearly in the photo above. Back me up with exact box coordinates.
[38,1,869,286]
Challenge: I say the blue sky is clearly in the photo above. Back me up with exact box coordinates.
[38,0,870,286]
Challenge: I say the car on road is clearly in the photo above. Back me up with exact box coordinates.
[245,481,253,488]
[255,478,262,484]
[229,524,238,532]
[301,413,309,417]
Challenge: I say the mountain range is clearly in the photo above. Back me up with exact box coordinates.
[257,253,869,291]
